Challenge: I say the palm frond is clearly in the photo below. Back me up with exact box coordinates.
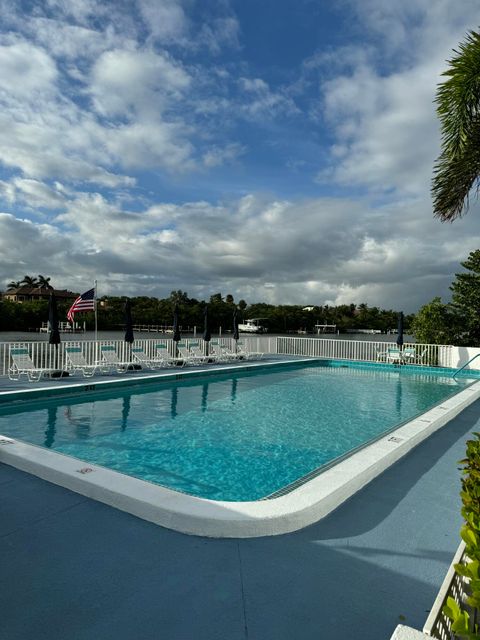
[432,30,480,221]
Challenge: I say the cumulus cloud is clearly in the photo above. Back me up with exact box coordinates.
[313,0,480,200]
[0,0,479,315]
[3,190,479,311]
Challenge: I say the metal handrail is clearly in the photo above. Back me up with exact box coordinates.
[452,353,480,378]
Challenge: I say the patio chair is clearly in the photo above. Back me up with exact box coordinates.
[155,344,185,367]
[375,348,388,362]
[132,346,164,370]
[401,347,416,364]
[65,346,105,377]
[189,340,217,363]
[8,347,57,382]
[99,345,140,373]
[417,348,428,364]
[209,340,236,363]
[177,341,208,365]
[236,340,264,360]
[405,347,428,365]
[386,348,402,364]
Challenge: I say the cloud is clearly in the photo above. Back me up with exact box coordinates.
[0,39,58,97]
[138,0,188,43]
[312,0,480,200]
[90,48,191,117]
[3,191,479,312]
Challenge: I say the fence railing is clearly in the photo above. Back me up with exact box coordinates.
[0,336,458,378]
[423,542,468,639]
[275,336,453,368]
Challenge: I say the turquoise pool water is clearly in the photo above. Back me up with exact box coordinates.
[0,362,474,501]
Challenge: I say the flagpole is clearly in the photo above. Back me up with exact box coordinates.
[94,280,98,343]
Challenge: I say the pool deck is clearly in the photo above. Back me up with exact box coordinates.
[1,389,477,638]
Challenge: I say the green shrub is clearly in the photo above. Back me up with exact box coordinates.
[443,432,480,638]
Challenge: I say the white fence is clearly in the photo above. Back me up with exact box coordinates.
[0,336,463,378]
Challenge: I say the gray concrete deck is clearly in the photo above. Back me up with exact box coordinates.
[0,395,477,639]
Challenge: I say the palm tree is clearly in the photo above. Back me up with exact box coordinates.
[7,281,21,290]
[20,275,38,287]
[37,275,53,289]
[432,29,480,221]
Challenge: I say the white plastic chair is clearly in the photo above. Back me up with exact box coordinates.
[236,340,264,360]
[8,347,56,382]
[209,340,236,362]
[155,344,184,367]
[177,342,207,365]
[65,346,104,377]
[132,346,163,369]
[99,345,137,372]
[386,348,402,364]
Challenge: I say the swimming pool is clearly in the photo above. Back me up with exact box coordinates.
[0,360,475,502]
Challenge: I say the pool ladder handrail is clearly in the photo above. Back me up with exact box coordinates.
[452,353,480,378]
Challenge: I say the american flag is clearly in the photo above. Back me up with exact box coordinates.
[67,288,96,323]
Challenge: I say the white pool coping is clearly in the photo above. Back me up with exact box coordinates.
[1,370,479,538]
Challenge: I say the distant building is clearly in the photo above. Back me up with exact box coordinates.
[2,287,78,304]
[302,306,315,312]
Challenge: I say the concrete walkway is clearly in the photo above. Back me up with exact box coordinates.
[1,399,478,640]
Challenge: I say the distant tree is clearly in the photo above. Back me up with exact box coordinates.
[169,290,189,306]
[238,299,247,311]
[7,281,21,290]
[225,294,234,304]
[37,275,53,289]
[20,275,38,287]
[450,249,480,344]
[411,297,460,345]
[432,30,480,221]
[209,293,223,303]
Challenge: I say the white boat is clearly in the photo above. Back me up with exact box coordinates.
[238,318,267,334]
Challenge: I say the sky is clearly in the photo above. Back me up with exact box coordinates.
[0,0,480,312]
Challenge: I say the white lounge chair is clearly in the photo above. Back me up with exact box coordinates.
[386,348,402,364]
[209,340,236,362]
[401,347,415,364]
[402,347,428,365]
[376,348,388,362]
[99,345,139,372]
[65,346,104,377]
[8,347,56,382]
[236,340,264,360]
[177,342,208,365]
[155,344,184,367]
[131,346,165,369]
[189,340,217,363]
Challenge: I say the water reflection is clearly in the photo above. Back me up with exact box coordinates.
[171,387,178,419]
[231,378,238,405]
[121,395,131,432]
[64,406,92,439]
[201,383,209,413]
[396,376,403,418]
[44,406,58,448]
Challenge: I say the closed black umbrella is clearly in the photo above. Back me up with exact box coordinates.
[172,304,181,357]
[233,308,239,341]
[48,293,61,345]
[124,299,134,344]
[203,305,211,356]
[396,312,404,348]
[173,304,181,342]
[48,293,61,371]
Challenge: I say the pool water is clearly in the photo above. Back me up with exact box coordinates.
[0,362,473,501]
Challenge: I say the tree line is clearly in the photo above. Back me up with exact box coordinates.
[0,287,410,334]
[3,248,480,343]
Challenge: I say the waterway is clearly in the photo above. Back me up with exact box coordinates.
[0,330,415,343]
